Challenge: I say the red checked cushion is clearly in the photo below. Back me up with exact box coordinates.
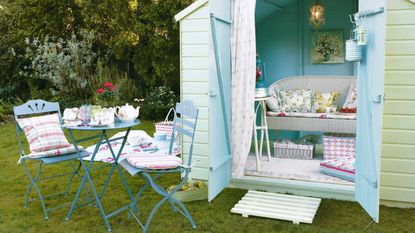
[17,114,70,153]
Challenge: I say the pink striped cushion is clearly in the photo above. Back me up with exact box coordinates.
[126,155,182,170]
[17,114,70,153]
[27,145,83,159]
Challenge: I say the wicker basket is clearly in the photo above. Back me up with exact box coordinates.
[273,141,314,160]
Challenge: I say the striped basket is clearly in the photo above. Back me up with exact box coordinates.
[155,108,176,139]
[273,141,314,160]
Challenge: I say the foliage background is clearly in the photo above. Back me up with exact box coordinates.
[0,0,193,120]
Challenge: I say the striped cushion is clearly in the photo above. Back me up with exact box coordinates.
[320,157,355,182]
[26,145,83,159]
[126,155,182,170]
[17,114,70,153]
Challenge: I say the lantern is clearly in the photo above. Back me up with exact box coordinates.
[309,0,325,29]
[355,25,367,46]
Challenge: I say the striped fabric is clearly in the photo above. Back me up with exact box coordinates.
[17,114,70,153]
[25,145,83,159]
[320,157,355,182]
[126,155,182,170]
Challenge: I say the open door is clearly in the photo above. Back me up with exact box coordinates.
[208,1,232,201]
[355,0,386,222]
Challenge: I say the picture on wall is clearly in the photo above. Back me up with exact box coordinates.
[311,30,345,64]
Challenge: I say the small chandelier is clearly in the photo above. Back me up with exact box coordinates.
[309,0,325,29]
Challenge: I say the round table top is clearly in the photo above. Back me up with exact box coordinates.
[64,119,140,131]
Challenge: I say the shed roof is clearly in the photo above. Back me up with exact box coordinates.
[174,0,209,22]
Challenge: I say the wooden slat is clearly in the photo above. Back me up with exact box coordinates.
[386,26,415,40]
[182,69,209,83]
[382,129,415,144]
[381,186,415,203]
[183,131,208,144]
[383,115,415,130]
[385,71,415,85]
[183,142,209,156]
[385,56,415,70]
[189,167,208,180]
[182,82,209,94]
[181,19,209,32]
[381,172,415,189]
[383,100,415,115]
[231,191,321,224]
[384,86,415,100]
[387,10,415,25]
[386,41,415,55]
[387,0,415,10]
[182,154,209,167]
[182,94,208,107]
[182,57,209,69]
[181,32,209,45]
[381,158,415,173]
[382,143,415,159]
[182,44,209,57]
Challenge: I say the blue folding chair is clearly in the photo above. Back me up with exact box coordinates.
[121,100,199,233]
[13,99,90,219]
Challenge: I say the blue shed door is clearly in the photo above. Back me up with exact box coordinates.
[208,2,232,201]
[355,1,386,223]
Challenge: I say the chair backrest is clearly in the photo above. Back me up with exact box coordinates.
[168,100,199,167]
[13,99,62,158]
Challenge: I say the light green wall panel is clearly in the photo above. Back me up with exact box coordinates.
[385,71,415,85]
[381,172,415,189]
[381,158,415,174]
[382,143,415,159]
[383,100,415,115]
[384,86,415,100]
[182,70,209,82]
[383,115,415,130]
[182,32,210,44]
[386,26,415,40]
[386,41,415,55]
[381,186,415,203]
[382,130,415,144]
[181,19,209,32]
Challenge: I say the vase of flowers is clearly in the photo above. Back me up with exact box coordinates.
[94,82,120,107]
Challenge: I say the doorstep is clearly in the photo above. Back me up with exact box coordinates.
[230,175,355,201]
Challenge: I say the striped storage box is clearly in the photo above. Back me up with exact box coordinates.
[320,157,355,182]
[322,133,356,160]
[274,141,314,160]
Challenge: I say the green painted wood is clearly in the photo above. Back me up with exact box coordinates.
[386,41,415,55]
[380,186,415,203]
[182,70,209,83]
[385,56,415,70]
[383,115,415,130]
[387,0,415,10]
[181,95,208,108]
[386,26,415,40]
[182,44,209,57]
[190,167,209,180]
[384,86,415,100]
[383,129,415,144]
[183,143,209,156]
[182,57,209,69]
[381,158,415,173]
[381,172,415,188]
[385,71,415,85]
[183,131,208,144]
[181,19,209,32]
[182,82,210,94]
[382,143,415,159]
[383,100,415,115]
[387,10,415,25]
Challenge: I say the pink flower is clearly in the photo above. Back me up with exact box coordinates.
[256,68,262,78]
[96,88,104,94]
[103,82,114,88]
[109,85,117,91]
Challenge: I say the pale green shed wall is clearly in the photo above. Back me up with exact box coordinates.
[179,2,210,180]
[380,0,415,207]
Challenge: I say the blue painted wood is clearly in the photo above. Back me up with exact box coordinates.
[208,0,232,202]
[14,99,61,118]
[355,0,386,223]
[64,120,140,131]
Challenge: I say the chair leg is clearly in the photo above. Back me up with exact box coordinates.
[139,172,196,232]
[23,160,49,220]
[66,161,91,203]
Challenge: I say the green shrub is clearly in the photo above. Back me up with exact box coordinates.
[140,86,177,121]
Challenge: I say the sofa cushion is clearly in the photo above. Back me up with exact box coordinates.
[314,92,340,113]
[341,84,357,113]
[278,89,315,113]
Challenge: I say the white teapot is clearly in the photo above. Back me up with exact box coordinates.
[115,103,140,122]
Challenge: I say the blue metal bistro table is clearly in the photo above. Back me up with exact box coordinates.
[65,120,140,232]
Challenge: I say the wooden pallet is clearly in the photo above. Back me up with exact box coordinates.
[231,190,321,224]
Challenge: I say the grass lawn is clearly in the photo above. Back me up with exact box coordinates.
[0,121,414,233]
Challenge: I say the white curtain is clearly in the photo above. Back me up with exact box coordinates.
[231,0,257,178]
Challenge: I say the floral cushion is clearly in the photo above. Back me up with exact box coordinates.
[265,85,282,112]
[313,92,340,113]
[278,89,315,113]
[341,85,357,113]
[17,114,71,153]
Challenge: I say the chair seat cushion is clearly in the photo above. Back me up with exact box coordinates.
[26,145,84,159]
[126,155,182,170]
[17,113,70,153]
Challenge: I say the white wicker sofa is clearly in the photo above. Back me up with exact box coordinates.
[266,76,357,134]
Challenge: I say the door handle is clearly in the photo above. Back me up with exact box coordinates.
[372,94,384,103]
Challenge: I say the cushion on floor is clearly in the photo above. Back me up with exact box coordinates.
[126,155,182,170]
[320,157,355,182]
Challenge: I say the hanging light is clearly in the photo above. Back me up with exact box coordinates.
[355,25,368,46]
[309,0,325,29]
